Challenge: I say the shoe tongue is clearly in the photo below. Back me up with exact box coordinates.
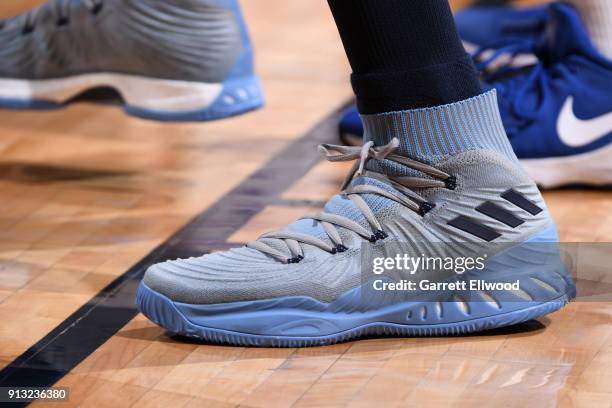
[537,3,594,64]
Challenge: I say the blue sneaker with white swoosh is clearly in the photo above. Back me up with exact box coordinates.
[490,3,612,188]
[339,3,612,188]
[338,4,548,147]
[457,4,546,71]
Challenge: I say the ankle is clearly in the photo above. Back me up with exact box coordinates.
[360,90,518,165]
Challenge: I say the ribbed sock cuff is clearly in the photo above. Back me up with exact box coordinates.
[361,90,517,164]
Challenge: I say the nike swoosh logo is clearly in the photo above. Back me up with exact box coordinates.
[557,96,612,147]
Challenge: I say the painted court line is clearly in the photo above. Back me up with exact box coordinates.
[0,103,350,396]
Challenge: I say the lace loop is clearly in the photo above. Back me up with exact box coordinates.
[498,61,575,136]
[246,138,455,264]
[473,38,536,73]
[474,38,577,135]
[15,0,104,33]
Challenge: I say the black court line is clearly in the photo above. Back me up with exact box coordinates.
[0,103,350,401]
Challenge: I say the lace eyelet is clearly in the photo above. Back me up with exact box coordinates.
[287,255,304,264]
[445,176,457,190]
[22,25,35,34]
[374,230,388,240]
[56,17,70,26]
[331,244,348,254]
[368,230,387,243]
[419,202,436,216]
[92,2,104,14]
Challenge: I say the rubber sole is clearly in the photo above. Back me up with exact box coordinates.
[521,143,612,188]
[0,73,264,122]
[136,282,572,348]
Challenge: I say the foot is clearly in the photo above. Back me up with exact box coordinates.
[0,0,263,121]
[339,4,548,145]
[490,3,612,188]
[338,106,363,147]
[137,97,575,346]
[339,4,548,144]
[456,4,547,69]
[341,4,612,188]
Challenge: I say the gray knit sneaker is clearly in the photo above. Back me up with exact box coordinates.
[137,91,576,347]
[0,0,263,121]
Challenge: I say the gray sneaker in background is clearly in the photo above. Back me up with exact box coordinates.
[0,0,263,121]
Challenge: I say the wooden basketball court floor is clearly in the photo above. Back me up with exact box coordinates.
[0,0,611,407]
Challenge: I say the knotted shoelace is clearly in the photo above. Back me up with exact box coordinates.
[1,0,104,33]
[246,138,457,264]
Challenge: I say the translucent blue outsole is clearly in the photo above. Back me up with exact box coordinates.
[136,225,576,347]
[136,282,572,348]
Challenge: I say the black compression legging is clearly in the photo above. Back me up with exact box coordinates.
[327,0,482,114]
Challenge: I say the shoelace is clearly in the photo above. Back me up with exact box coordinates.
[474,39,578,135]
[494,60,577,135]
[471,6,546,74]
[1,0,104,34]
[246,138,457,264]
[472,38,536,74]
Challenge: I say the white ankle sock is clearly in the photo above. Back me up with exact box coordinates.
[567,0,612,60]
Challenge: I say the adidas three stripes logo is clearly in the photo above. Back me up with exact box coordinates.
[448,189,543,241]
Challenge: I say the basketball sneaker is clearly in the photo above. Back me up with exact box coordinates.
[137,91,575,347]
[340,4,548,146]
[338,106,363,147]
[341,3,612,188]
[490,3,612,187]
[457,4,547,66]
[0,0,263,121]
